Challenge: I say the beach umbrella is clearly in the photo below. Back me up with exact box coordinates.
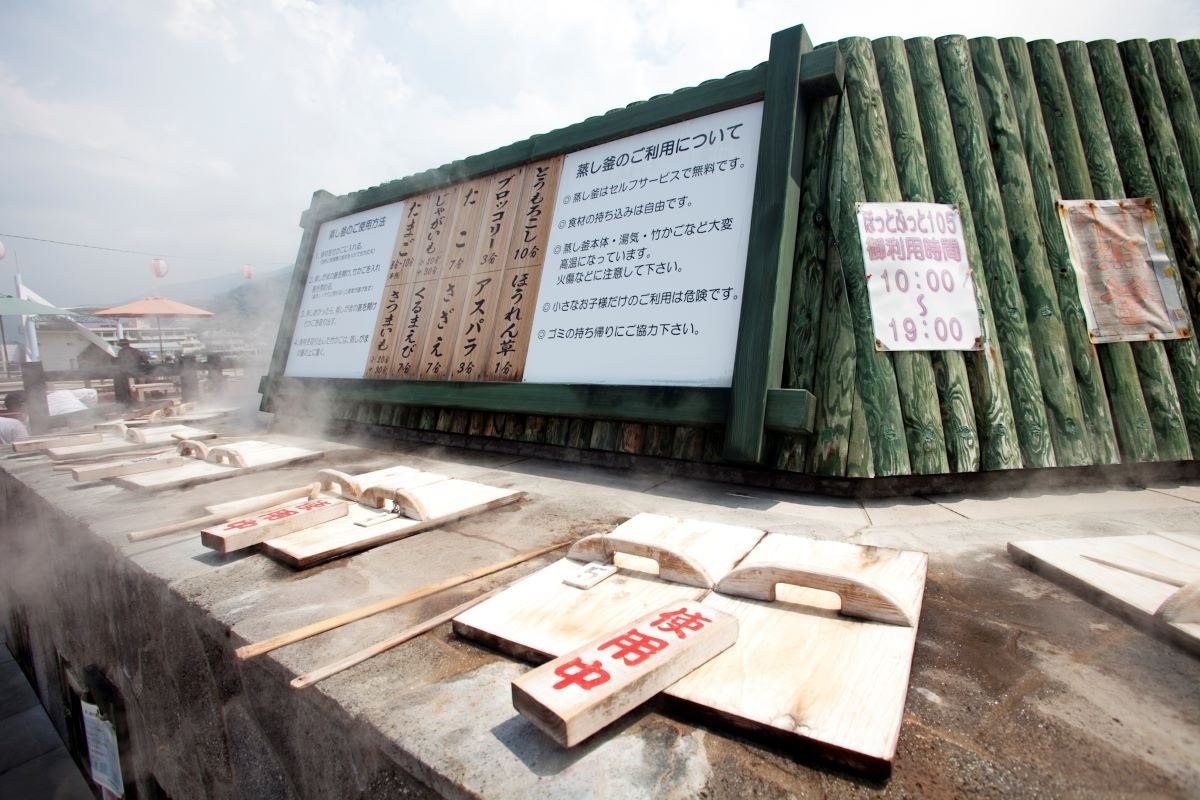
[93,295,213,360]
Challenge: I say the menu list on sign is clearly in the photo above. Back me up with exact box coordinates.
[856,202,983,352]
[360,157,563,383]
[522,102,765,386]
[284,102,767,386]
[284,202,402,379]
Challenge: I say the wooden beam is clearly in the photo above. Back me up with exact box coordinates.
[724,24,814,463]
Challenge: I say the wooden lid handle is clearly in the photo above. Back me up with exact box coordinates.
[358,485,428,520]
[715,563,914,626]
[177,439,210,460]
[568,534,716,588]
[317,469,363,500]
[206,445,249,467]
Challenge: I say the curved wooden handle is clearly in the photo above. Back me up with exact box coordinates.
[568,534,715,588]
[177,439,210,460]
[206,445,249,467]
[317,469,363,500]
[715,563,914,626]
[357,486,428,520]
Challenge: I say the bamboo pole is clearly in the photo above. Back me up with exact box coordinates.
[1046,40,1171,463]
[936,35,1055,468]
[969,37,1092,467]
[234,540,570,660]
[874,36,979,473]
[290,586,503,689]
[905,37,1021,472]
[840,37,949,476]
[1093,40,1200,456]
[999,37,1120,465]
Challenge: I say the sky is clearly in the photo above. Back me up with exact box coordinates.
[2,0,1199,308]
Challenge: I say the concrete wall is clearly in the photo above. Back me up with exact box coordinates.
[0,468,435,800]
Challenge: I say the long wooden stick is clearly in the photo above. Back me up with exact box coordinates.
[236,540,570,660]
[126,482,321,542]
[290,586,504,689]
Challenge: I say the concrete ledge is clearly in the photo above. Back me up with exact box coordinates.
[1,430,1199,798]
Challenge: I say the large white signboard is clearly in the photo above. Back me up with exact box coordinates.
[856,202,983,351]
[521,102,764,386]
[284,202,403,378]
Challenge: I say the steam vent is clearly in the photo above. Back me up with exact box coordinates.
[4,25,1200,800]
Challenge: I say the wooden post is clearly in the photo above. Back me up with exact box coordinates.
[179,355,199,402]
[936,35,1056,468]
[1092,40,1200,457]
[723,25,813,464]
[969,37,1092,467]
[906,37,1021,472]
[873,36,978,473]
[19,361,49,435]
[1042,40,1168,463]
[998,38,1121,465]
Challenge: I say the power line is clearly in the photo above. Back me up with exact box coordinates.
[0,232,236,264]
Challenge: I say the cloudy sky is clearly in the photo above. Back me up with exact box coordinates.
[2,0,1198,307]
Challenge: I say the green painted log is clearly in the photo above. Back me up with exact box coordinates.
[840,37,948,475]
[777,95,840,471]
[1001,38,1121,465]
[1179,41,1200,131]
[874,36,979,473]
[806,101,858,476]
[845,389,874,478]
[969,37,1092,466]
[906,38,1021,472]
[1094,39,1200,455]
[1153,41,1200,220]
[936,36,1056,467]
[829,99,911,475]
[1049,41,1170,462]
[1120,41,1200,312]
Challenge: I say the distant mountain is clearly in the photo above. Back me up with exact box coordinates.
[188,267,295,352]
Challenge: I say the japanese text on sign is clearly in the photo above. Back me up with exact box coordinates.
[856,202,982,352]
[522,102,764,386]
[285,201,403,377]
[551,607,714,691]
[1057,198,1190,343]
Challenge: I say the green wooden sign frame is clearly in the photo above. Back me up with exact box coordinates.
[262,24,842,463]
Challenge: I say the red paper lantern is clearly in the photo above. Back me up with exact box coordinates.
[151,257,169,278]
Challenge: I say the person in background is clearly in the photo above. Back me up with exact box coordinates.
[115,338,148,405]
[0,391,30,445]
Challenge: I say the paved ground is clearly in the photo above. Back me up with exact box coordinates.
[0,642,92,800]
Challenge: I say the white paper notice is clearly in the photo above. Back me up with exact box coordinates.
[856,202,983,351]
[82,701,124,797]
[522,102,764,386]
[284,201,403,378]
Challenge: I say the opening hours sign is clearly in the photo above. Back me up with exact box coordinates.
[856,202,983,352]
